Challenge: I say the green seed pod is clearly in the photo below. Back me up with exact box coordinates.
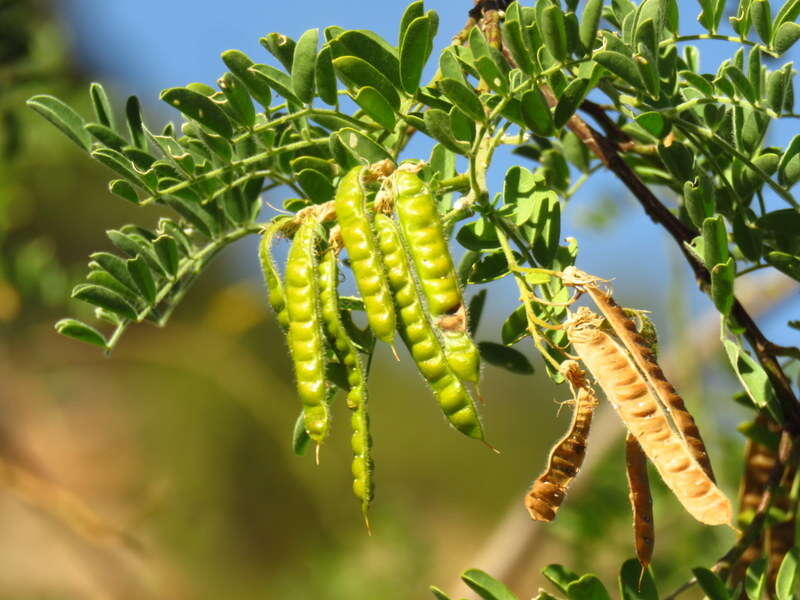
[374,213,484,440]
[258,217,291,332]
[318,249,374,518]
[285,219,330,444]
[335,166,396,345]
[392,169,481,383]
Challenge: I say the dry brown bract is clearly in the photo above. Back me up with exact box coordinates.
[561,266,716,481]
[526,360,598,522]
[626,433,654,571]
[565,307,732,526]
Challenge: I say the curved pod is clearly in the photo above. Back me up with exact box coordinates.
[526,363,597,522]
[625,433,655,570]
[318,250,374,517]
[374,213,484,440]
[258,218,291,332]
[566,309,732,526]
[335,166,396,344]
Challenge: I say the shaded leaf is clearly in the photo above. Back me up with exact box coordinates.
[292,410,311,456]
[619,559,658,600]
[501,305,528,346]
[521,89,555,136]
[776,548,799,600]
[542,564,581,593]
[478,342,534,375]
[55,319,107,349]
[554,78,590,128]
[566,575,612,600]
[723,338,783,423]
[462,568,518,600]
[766,251,800,281]
[72,284,138,321]
[423,109,470,154]
[26,94,91,150]
[439,79,485,123]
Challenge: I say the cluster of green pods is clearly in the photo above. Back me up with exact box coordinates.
[258,162,485,519]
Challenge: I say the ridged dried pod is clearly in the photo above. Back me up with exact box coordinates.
[626,433,655,571]
[561,267,715,481]
[526,360,598,521]
[566,307,732,526]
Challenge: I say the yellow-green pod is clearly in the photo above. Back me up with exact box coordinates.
[335,166,396,345]
[392,169,481,383]
[258,217,291,332]
[374,213,484,441]
[285,219,330,444]
[318,249,374,519]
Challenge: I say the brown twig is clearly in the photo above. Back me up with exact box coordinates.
[536,91,800,436]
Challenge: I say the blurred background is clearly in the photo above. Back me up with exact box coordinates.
[0,1,798,599]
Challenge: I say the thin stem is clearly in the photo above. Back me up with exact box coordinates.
[663,33,773,56]
[676,118,798,209]
[141,137,329,205]
[495,225,563,372]
[104,223,261,353]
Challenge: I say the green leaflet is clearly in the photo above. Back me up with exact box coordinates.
[693,568,731,600]
[332,55,400,108]
[315,45,338,106]
[292,28,319,104]
[72,283,138,321]
[400,16,433,93]
[89,82,115,129]
[221,49,272,107]
[352,86,397,130]
[478,342,534,375]
[521,88,555,136]
[439,78,485,122]
[26,94,92,150]
[541,4,568,62]
[160,87,234,139]
[461,569,518,600]
[249,63,300,104]
[55,319,108,349]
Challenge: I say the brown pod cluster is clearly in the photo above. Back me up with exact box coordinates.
[526,361,598,522]
[561,267,715,481]
[730,431,777,586]
[565,307,732,526]
[625,433,655,571]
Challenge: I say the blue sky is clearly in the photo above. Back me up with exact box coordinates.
[56,0,798,349]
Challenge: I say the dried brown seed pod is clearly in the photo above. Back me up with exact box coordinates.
[626,433,655,571]
[561,267,715,481]
[566,307,732,526]
[526,361,598,522]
